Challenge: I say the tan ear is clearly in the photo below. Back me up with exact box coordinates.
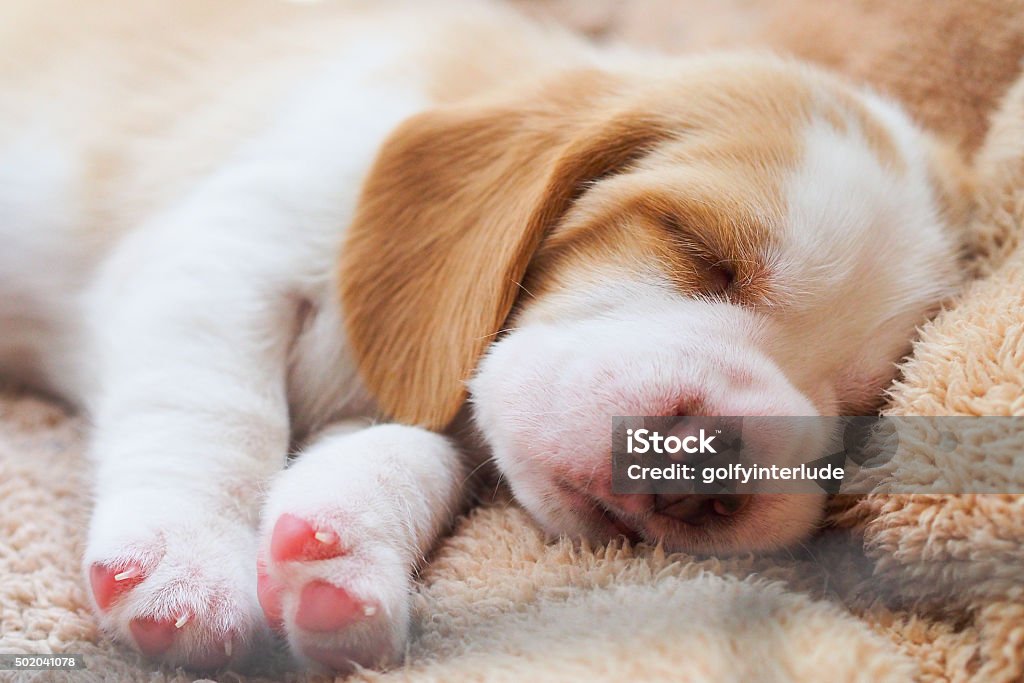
[339,75,667,429]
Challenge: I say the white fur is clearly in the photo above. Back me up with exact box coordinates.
[770,103,960,409]
[73,47,431,667]
[0,0,960,672]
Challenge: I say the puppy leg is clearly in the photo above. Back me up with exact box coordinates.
[257,422,465,671]
[81,218,297,668]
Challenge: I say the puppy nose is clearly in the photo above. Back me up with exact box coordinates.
[653,494,749,526]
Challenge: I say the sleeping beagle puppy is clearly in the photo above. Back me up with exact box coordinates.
[0,0,969,672]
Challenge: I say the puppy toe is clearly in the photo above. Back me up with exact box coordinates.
[85,510,268,670]
[89,562,145,612]
[270,513,344,563]
[258,512,411,671]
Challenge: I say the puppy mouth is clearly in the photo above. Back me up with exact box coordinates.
[554,479,755,551]
[554,480,642,543]
[599,504,643,542]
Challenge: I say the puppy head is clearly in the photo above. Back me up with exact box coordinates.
[341,54,968,553]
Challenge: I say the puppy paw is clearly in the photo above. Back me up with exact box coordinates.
[256,423,464,671]
[257,510,411,672]
[85,504,268,669]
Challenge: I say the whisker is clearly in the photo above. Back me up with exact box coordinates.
[461,456,495,488]
[475,326,520,341]
[511,279,538,300]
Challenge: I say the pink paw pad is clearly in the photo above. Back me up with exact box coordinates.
[129,617,179,658]
[270,514,345,563]
[90,563,145,611]
[295,581,378,633]
[129,616,233,669]
[256,558,284,630]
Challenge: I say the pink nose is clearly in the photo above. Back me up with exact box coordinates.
[669,397,708,419]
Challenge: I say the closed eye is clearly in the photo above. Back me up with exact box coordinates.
[704,259,735,295]
[657,213,739,299]
[684,246,736,298]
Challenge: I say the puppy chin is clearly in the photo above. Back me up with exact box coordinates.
[508,465,826,554]
[506,471,646,546]
[633,494,827,554]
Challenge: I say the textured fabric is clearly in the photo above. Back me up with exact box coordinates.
[2,2,1023,681]
[511,0,1024,156]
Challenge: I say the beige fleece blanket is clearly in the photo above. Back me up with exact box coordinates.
[2,4,1024,682]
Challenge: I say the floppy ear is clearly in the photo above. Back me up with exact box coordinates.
[339,76,667,429]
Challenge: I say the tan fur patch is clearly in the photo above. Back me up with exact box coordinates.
[340,70,674,429]
[523,60,821,312]
[827,90,906,173]
[340,57,896,428]
[927,138,977,241]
